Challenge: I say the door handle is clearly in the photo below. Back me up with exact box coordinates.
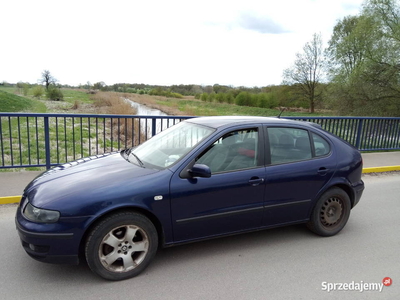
[317,167,329,176]
[248,177,264,186]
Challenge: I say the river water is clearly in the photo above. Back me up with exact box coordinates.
[127,99,168,116]
[125,99,178,137]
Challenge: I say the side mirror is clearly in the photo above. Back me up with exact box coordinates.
[188,164,211,178]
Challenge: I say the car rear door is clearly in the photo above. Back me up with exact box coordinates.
[262,126,336,226]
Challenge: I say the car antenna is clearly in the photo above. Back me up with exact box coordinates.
[277,107,286,118]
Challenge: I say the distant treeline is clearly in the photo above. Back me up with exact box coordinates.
[1,81,315,110]
[87,83,315,110]
[90,83,314,110]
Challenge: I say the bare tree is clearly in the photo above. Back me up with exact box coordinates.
[283,33,326,113]
[40,70,57,90]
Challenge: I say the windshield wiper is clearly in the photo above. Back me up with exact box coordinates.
[129,152,144,168]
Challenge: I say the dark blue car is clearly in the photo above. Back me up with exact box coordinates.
[16,116,364,280]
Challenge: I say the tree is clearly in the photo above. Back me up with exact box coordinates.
[327,0,400,116]
[93,81,106,90]
[327,15,368,79]
[282,33,326,113]
[40,70,57,90]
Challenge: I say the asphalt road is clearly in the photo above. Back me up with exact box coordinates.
[1,173,399,300]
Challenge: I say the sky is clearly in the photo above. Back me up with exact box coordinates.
[1,0,364,88]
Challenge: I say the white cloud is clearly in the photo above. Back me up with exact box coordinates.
[0,0,365,87]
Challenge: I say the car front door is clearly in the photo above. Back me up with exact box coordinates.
[263,126,336,226]
[170,126,266,242]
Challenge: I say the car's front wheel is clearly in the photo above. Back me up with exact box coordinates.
[307,188,351,237]
[85,212,158,280]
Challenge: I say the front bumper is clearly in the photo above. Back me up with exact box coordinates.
[15,202,91,265]
[16,220,79,264]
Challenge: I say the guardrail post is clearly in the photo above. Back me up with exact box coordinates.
[44,116,51,169]
[355,119,363,150]
[152,118,156,137]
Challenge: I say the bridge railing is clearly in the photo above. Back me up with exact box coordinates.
[0,113,189,169]
[1,113,399,169]
[284,116,400,151]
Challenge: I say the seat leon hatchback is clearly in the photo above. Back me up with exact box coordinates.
[16,116,364,280]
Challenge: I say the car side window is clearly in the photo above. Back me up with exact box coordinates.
[268,127,312,164]
[312,133,330,157]
[196,128,259,173]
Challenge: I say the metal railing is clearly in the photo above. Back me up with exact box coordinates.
[0,113,189,169]
[1,113,399,169]
[284,116,400,151]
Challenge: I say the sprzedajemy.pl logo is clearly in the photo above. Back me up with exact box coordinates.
[322,277,392,293]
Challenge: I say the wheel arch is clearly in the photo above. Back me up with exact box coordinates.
[328,183,355,208]
[78,206,165,262]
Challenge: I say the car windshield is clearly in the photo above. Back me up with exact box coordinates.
[128,121,215,169]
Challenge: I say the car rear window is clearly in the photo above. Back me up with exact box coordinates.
[312,133,330,157]
[267,127,312,164]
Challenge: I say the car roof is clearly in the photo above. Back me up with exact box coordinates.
[186,116,319,130]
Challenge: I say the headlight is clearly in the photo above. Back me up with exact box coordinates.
[23,202,60,223]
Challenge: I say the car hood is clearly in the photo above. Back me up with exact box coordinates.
[25,152,160,211]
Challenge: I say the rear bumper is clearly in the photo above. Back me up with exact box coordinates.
[352,180,364,208]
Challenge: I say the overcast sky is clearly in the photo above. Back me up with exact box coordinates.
[1,0,364,87]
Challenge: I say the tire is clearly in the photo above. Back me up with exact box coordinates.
[85,212,158,281]
[307,188,351,237]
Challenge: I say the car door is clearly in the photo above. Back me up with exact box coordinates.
[170,126,266,242]
[262,126,336,226]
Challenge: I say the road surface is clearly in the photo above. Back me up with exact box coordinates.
[0,173,399,299]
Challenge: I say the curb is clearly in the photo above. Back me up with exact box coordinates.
[1,166,399,205]
[0,196,21,205]
[362,166,400,174]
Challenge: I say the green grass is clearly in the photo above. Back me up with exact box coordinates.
[62,89,92,104]
[0,86,92,113]
[0,88,47,113]
[0,90,34,112]
[157,98,333,117]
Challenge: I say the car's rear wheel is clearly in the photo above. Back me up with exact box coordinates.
[85,212,158,280]
[307,188,351,237]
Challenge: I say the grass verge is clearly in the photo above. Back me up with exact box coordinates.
[0,90,46,112]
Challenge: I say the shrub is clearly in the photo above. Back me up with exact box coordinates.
[149,88,183,98]
[169,92,183,99]
[23,83,30,96]
[71,100,80,110]
[235,91,251,106]
[258,93,278,108]
[207,92,216,102]
[46,86,64,101]
[126,88,136,93]
[32,85,45,98]
[249,94,258,107]
[215,93,226,103]
[226,93,234,104]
